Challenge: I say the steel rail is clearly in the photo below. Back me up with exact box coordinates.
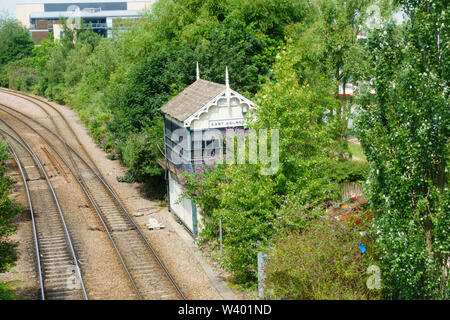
[0,107,143,299]
[1,135,45,300]
[0,126,88,300]
[0,94,187,299]
[0,103,186,299]
[0,95,186,299]
[0,88,100,172]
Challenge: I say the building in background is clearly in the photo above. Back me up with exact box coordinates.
[16,1,154,44]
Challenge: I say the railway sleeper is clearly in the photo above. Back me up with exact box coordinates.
[39,246,69,252]
[43,263,76,271]
[110,226,136,232]
[38,237,67,244]
[40,254,73,261]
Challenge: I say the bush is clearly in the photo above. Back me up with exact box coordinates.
[0,281,16,300]
[329,160,369,183]
[0,142,20,275]
[181,164,280,286]
[0,17,34,87]
[117,120,165,197]
[265,211,381,300]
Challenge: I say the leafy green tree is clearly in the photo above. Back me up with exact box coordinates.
[0,142,20,300]
[106,40,195,137]
[0,18,34,86]
[70,38,118,107]
[355,0,449,299]
[0,18,34,66]
[38,22,102,102]
[288,0,393,146]
[253,36,342,201]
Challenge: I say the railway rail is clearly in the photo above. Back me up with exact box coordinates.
[0,89,186,300]
[0,124,87,300]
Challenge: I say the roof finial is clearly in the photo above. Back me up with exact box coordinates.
[225,66,231,108]
[225,66,230,90]
[196,62,200,80]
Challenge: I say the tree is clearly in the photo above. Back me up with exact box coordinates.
[0,18,34,66]
[253,37,339,195]
[291,0,394,149]
[355,0,449,299]
[0,18,34,86]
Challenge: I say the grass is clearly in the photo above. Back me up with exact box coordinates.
[0,281,17,300]
[348,141,366,161]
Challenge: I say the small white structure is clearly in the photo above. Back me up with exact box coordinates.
[159,65,257,237]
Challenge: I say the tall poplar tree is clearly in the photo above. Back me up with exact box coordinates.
[356,0,449,299]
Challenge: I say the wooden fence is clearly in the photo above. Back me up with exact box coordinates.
[341,182,364,201]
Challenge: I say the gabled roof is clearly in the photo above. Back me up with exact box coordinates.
[160,79,226,123]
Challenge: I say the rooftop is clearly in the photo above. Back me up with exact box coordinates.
[160,79,226,123]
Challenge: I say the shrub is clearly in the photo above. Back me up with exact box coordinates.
[329,160,369,184]
[182,164,280,286]
[265,211,381,300]
[119,120,164,182]
[0,142,20,275]
[0,17,34,87]
[0,281,16,300]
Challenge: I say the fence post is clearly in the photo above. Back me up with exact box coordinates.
[258,251,267,298]
[219,219,223,261]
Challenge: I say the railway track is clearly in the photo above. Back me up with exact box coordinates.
[0,89,186,300]
[0,125,87,300]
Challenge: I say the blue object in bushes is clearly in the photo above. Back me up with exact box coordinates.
[359,242,367,254]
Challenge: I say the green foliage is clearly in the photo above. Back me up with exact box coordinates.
[212,165,278,284]
[265,212,381,300]
[330,160,369,183]
[6,58,38,91]
[7,0,444,300]
[355,0,449,299]
[30,39,57,71]
[45,26,102,103]
[348,141,367,161]
[182,164,280,285]
[0,142,20,275]
[284,0,391,143]
[0,18,34,65]
[251,36,346,206]
[120,120,165,180]
[0,281,17,300]
[107,40,195,138]
[0,17,34,86]
[179,30,368,287]
[0,142,22,300]
[70,38,118,108]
